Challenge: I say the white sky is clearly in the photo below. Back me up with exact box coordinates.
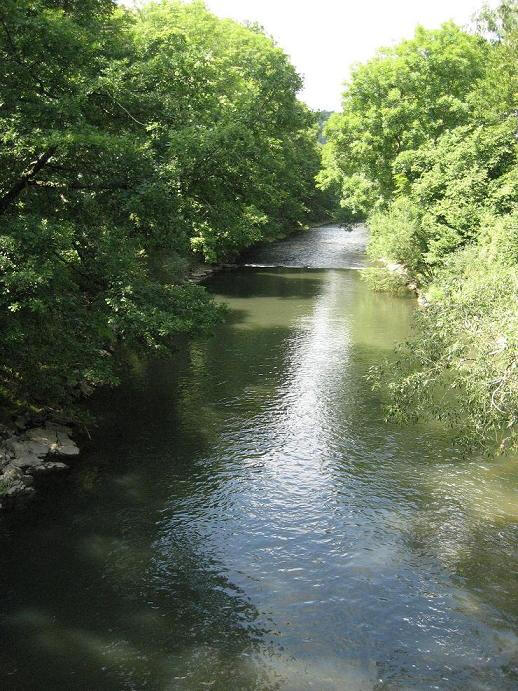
[204,0,500,110]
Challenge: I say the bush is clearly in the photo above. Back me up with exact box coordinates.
[370,237,518,451]
[367,197,425,277]
[360,267,410,296]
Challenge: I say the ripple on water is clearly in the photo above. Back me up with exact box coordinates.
[0,225,517,689]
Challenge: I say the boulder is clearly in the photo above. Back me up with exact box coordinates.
[45,422,73,436]
[11,425,80,457]
[0,448,12,468]
[10,453,45,469]
[29,461,69,475]
[0,423,11,438]
[54,432,79,456]
[1,466,23,484]
[24,427,57,445]
[14,415,29,431]
[0,420,80,510]
[7,438,51,459]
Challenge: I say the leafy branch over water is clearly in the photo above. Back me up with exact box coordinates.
[0,0,328,418]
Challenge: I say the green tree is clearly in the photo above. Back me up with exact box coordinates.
[328,2,517,450]
[0,0,323,417]
[318,22,487,217]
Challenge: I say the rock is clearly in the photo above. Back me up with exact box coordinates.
[0,466,34,510]
[7,438,51,459]
[189,264,221,283]
[20,474,34,487]
[0,448,12,468]
[6,480,34,497]
[54,432,79,456]
[10,453,44,469]
[45,421,73,436]
[0,423,11,438]
[79,382,94,396]
[5,481,36,510]
[24,426,56,444]
[29,461,69,475]
[0,419,80,510]
[2,465,23,482]
[23,426,80,456]
[14,415,29,431]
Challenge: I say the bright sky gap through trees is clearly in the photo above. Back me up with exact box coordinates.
[199,0,500,110]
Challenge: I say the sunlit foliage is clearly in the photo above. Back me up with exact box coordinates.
[0,0,324,416]
[323,2,518,450]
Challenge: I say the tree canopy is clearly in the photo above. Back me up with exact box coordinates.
[318,22,488,218]
[0,0,326,417]
[322,1,517,450]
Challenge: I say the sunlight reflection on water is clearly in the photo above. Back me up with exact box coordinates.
[0,225,516,690]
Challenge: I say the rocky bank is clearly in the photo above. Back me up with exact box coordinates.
[0,419,79,511]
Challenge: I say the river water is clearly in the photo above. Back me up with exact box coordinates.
[0,225,517,690]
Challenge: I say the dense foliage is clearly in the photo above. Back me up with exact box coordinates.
[321,2,518,450]
[0,0,325,416]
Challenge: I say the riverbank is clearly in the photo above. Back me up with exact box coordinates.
[376,258,429,306]
[0,222,332,512]
[0,417,79,511]
[0,255,242,511]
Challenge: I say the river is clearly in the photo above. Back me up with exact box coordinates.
[0,225,517,689]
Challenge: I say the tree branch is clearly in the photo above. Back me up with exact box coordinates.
[28,179,130,192]
[0,147,57,214]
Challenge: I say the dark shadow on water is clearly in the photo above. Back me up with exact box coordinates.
[208,267,327,300]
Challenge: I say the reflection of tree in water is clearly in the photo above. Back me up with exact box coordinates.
[0,294,291,689]
[299,273,518,688]
[148,517,283,690]
[405,454,518,616]
[333,345,518,688]
[0,495,282,690]
[2,263,516,690]
[176,271,325,443]
[212,268,326,300]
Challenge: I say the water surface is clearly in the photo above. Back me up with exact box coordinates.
[0,225,517,690]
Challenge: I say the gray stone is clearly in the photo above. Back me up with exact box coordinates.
[79,382,94,396]
[0,448,12,468]
[2,466,23,482]
[24,427,57,444]
[54,432,79,456]
[0,420,80,510]
[3,465,20,477]
[0,423,11,438]
[14,415,29,431]
[45,422,73,436]
[8,439,50,458]
[6,481,34,498]
[29,461,69,475]
[10,453,44,469]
